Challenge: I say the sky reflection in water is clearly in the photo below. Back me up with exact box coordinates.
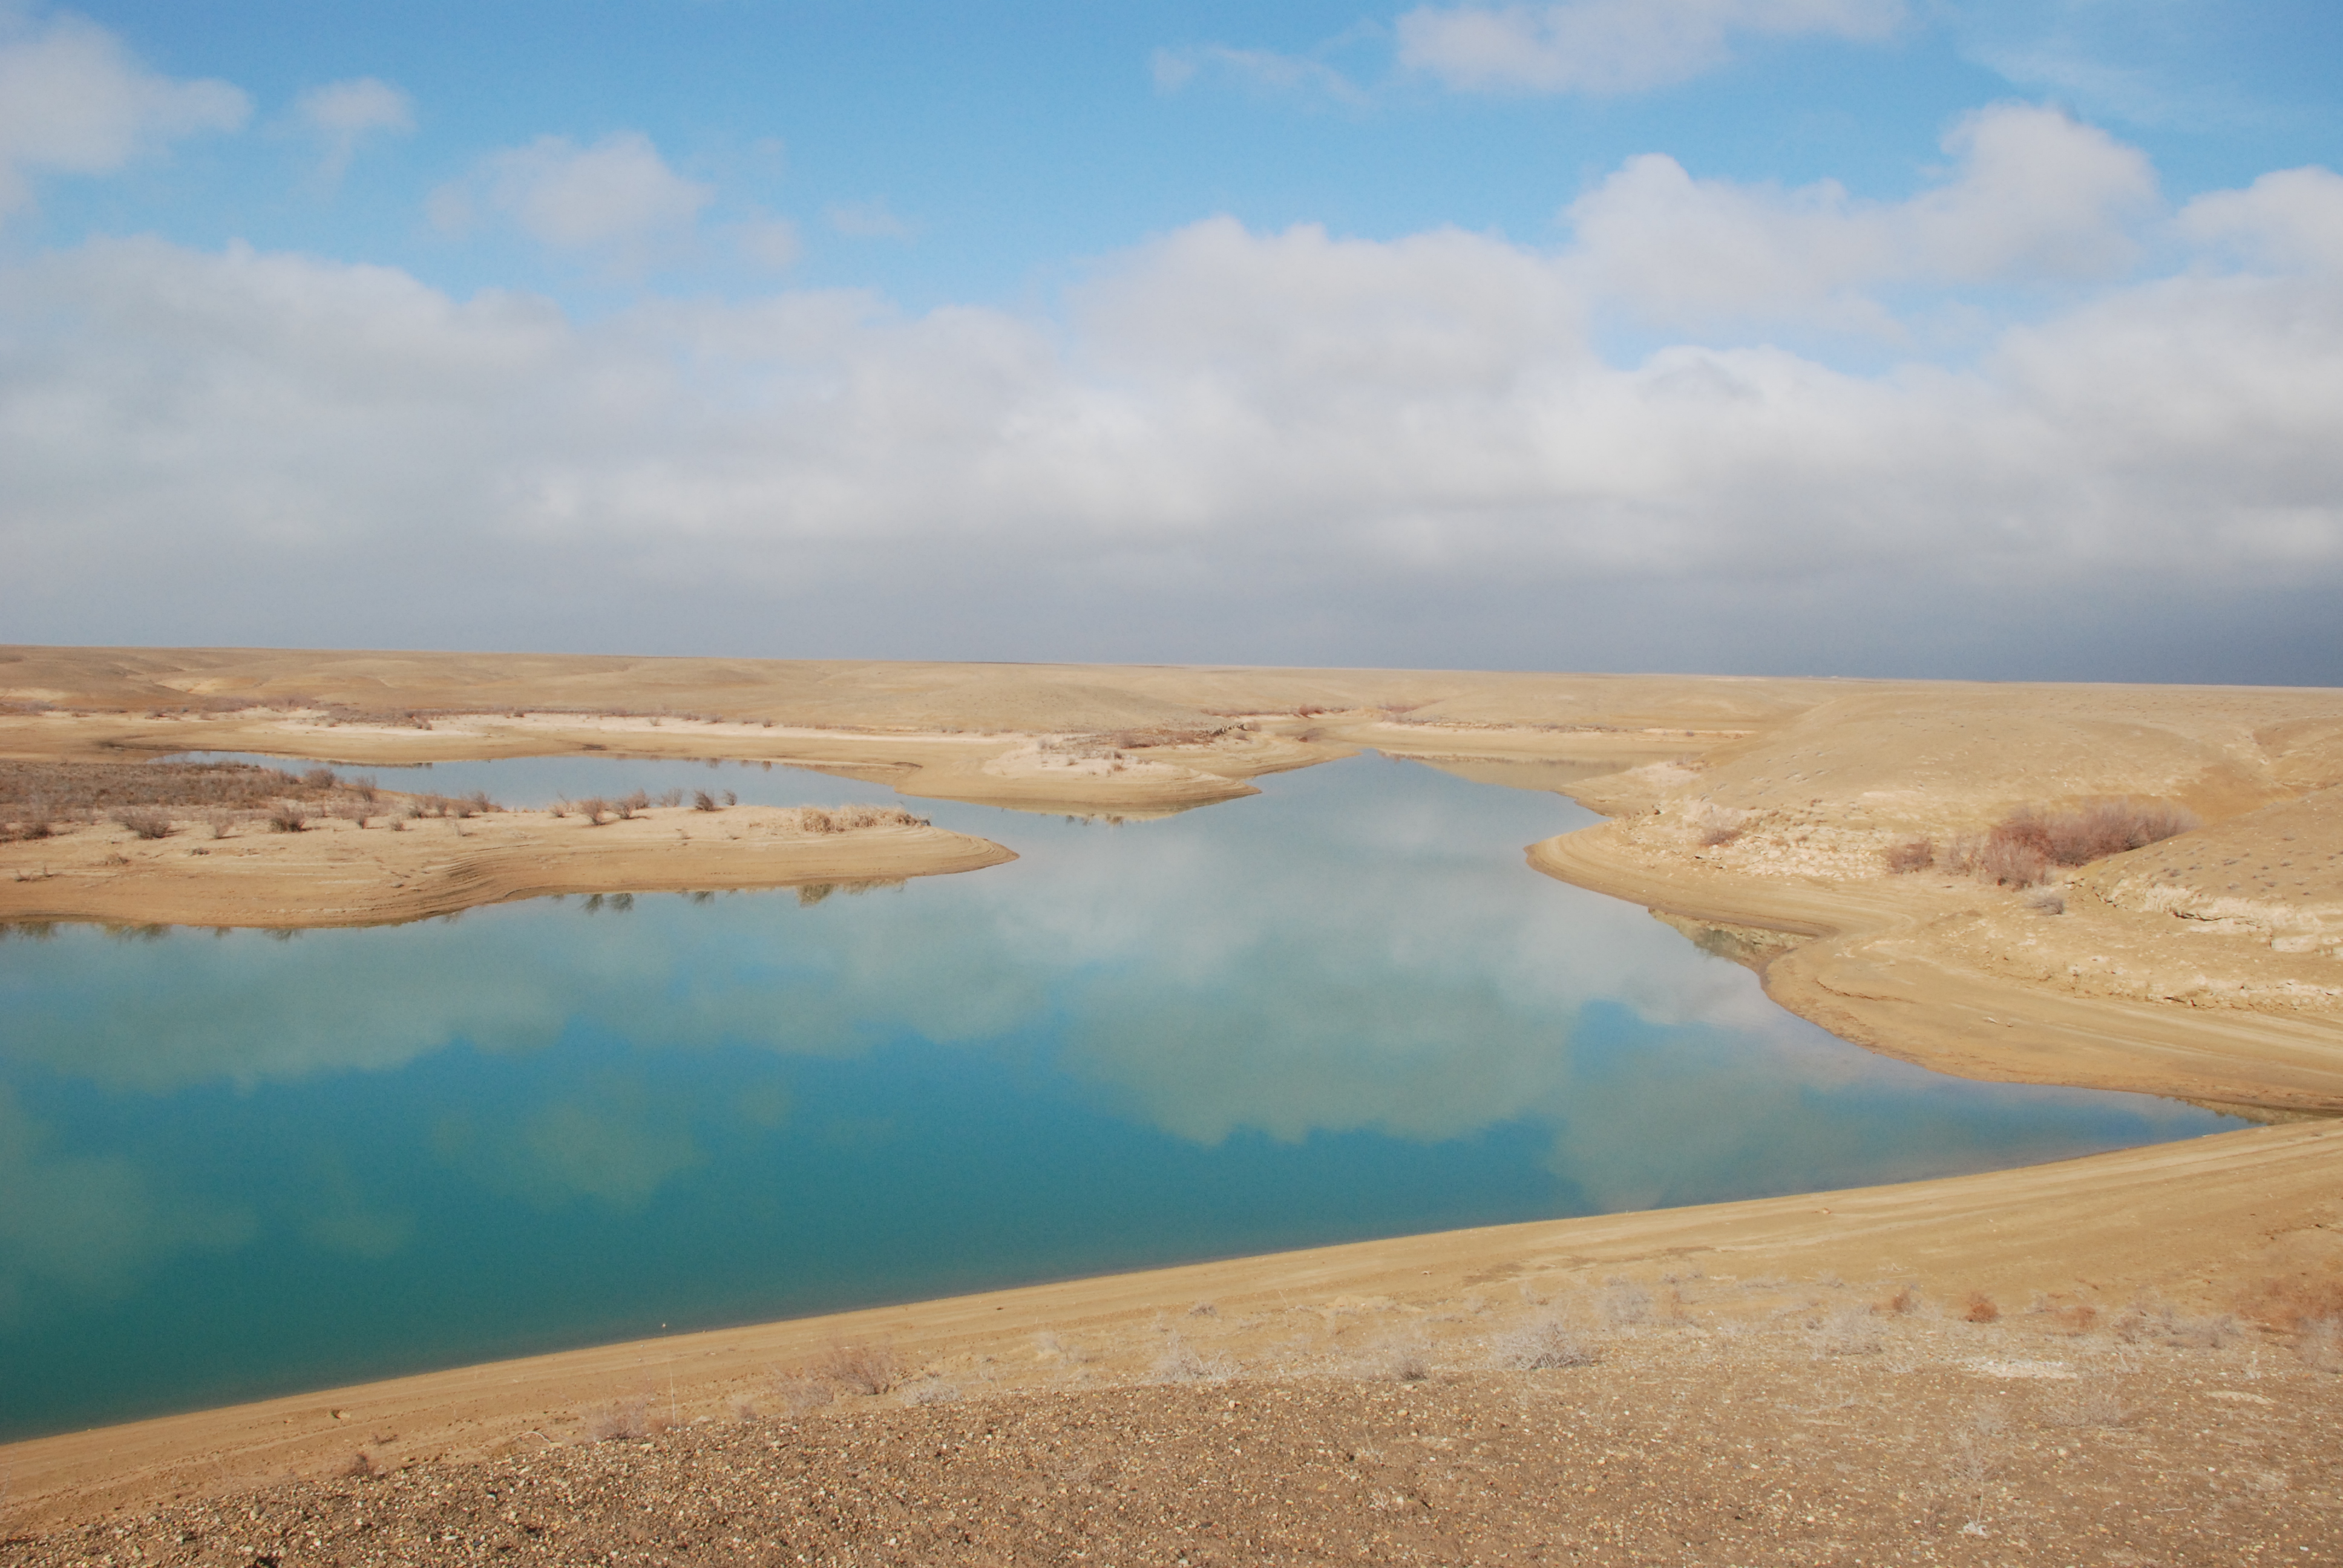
[0,756,2232,1437]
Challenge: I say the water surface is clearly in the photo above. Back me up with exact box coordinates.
[0,756,2232,1439]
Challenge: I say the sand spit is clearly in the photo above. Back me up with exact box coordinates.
[1,799,1013,929]
[2,1120,2337,1541]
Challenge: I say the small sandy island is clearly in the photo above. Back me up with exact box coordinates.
[2,757,1012,929]
[2,646,2339,1561]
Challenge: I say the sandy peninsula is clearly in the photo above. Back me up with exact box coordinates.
[2,645,2340,1557]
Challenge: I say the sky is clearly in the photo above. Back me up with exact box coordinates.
[2,1,2339,683]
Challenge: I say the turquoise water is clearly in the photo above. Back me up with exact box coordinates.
[0,756,2233,1439]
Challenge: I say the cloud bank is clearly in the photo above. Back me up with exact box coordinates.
[1,103,2339,677]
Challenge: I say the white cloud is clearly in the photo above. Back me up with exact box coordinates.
[1,114,2339,678]
[825,197,913,240]
[735,215,802,269]
[435,130,713,256]
[293,76,413,182]
[1564,103,2159,329]
[1395,0,1905,94]
[2179,166,2343,273]
[1149,44,1370,105]
[0,7,248,217]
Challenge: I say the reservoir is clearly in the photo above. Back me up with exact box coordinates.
[0,754,2233,1439]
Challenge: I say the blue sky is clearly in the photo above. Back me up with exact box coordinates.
[3,1,2341,680]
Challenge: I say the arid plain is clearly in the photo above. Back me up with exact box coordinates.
[4,645,2341,1563]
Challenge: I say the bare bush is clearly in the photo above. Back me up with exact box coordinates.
[1884,838,1935,874]
[1873,1285,1922,1316]
[899,1379,960,1406]
[584,1400,649,1442]
[303,767,339,789]
[1978,816,2053,886]
[1962,1292,2001,1324]
[1965,799,2199,888]
[692,789,720,811]
[2299,1317,2342,1373]
[267,802,308,833]
[814,1341,898,1396]
[656,788,684,808]
[799,806,834,834]
[1489,1312,1598,1370]
[2042,799,2200,864]
[1153,1332,1237,1383]
[111,807,174,840]
[578,797,612,825]
[1361,1332,1432,1382]
[1597,1279,1653,1330]
[1815,1304,1884,1356]
[2112,1300,2236,1349]
[769,1374,835,1417]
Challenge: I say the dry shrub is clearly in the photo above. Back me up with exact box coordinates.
[2299,1318,2343,1373]
[2112,1299,2236,1349]
[769,1374,835,1417]
[111,807,174,840]
[2237,1272,2343,1333]
[899,1379,960,1406]
[267,802,308,833]
[1962,1292,2001,1324]
[1363,1333,1432,1382]
[692,789,720,812]
[2041,799,2200,864]
[303,766,339,789]
[1815,1304,1884,1356]
[2043,1379,2134,1428]
[1965,799,2199,888]
[1596,1279,1652,1330]
[1978,817,2053,887]
[1884,838,1935,874]
[585,1400,649,1442]
[1488,1312,1597,1371]
[1153,1332,1236,1383]
[578,797,611,825]
[814,1341,898,1396]
[1874,1285,1922,1316]
[2037,1301,2099,1336]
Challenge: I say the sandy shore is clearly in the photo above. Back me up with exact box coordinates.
[4,645,2341,1541]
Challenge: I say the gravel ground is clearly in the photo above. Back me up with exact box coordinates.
[9,1312,2338,1567]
